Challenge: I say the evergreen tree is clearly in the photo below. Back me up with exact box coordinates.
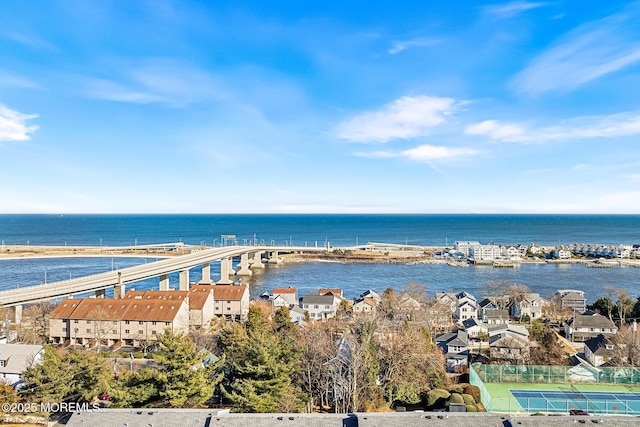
[220,305,307,412]
[111,330,222,408]
[22,347,111,403]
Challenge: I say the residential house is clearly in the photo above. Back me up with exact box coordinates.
[211,285,250,321]
[352,297,377,315]
[436,330,469,372]
[484,309,510,325]
[301,295,339,321]
[489,331,531,364]
[584,334,617,367]
[435,292,457,312]
[488,324,530,363]
[272,288,298,306]
[564,310,618,342]
[554,246,572,259]
[289,307,307,324]
[49,297,190,347]
[0,344,44,386]
[396,295,422,320]
[556,289,587,313]
[455,299,478,324]
[509,293,542,320]
[359,289,381,304]
[319,288,344,299]
[425,300,455,334]
[462,318,488,339]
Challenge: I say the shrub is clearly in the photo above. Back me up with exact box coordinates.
[451,385,464,394]
[427,389,451,409]
[449,393,464,404]
[463,385,481,403]
[466,404,478,412]
[461,393,475,405]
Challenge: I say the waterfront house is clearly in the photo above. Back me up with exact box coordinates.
[289,307,307,324]
[301,295,339,321]
[509,293,542,320]
[352,297,377,315]
[359,289,381,304]
[272,287,298,306]
[564,310,617,342]
[319,288,344,299]
[553,246,572,259]
[584,334,617,367]
[469,244,501,261]
[556,289,587,313]
[211,285,250,321]
[0,343,44,386]
[435,330,469,372]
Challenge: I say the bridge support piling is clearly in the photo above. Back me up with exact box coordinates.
[114,272,125,298]
[199,262,212,284]
[95,289,106,298]
[217,258,234,284]
[159,274,169,291]
[12,305,23,324]
[236,253,253,277]
[179,269,190,290]
[249,251,265,269]
[268,251,281,264]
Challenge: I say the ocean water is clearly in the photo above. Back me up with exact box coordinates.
[1,214,639,303]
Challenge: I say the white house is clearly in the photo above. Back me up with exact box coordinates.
[0,344,44,386]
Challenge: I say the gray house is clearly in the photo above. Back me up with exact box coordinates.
[435,330,469,372]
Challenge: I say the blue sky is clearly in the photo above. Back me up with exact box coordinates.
[1,1,640,214]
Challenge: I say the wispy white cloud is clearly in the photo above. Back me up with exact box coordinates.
[388,37,440,55]
[483,1,547,18]
[512,3,640,95]
[82,60,224,106]
[356,144,480,163]
[0,105,39,143]
[336,95,459,143]
[0,71,42,89]
[466,112,640,143]
[5,31,58,51]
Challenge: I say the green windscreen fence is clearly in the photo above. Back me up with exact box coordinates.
[472,363,640,386]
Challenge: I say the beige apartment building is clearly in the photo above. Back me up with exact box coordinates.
[49,297,190,347]
[211,285,250,321]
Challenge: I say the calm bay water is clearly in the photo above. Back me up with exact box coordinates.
[1,214,639,302]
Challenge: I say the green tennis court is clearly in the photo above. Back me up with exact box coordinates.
[483,382,640,414]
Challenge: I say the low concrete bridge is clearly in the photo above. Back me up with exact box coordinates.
[0,245,327,322]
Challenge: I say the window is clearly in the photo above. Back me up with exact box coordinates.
[62,328,67,332]
[125,320,130,325]
[314,305,319,309]
[165,322,170,326]
[111,330,117,334]
[86,329,92,333]
[152,330,157,335]
[86,320,91,324]
[138,330,144,334]
[74,320,79,324]
[139,321,144,325]
[227,307,231,310]
[125,329,130,334]
[325,305,330,309]
[152,321,157,326]
[0,361,4,367]
[112,321,118,325]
